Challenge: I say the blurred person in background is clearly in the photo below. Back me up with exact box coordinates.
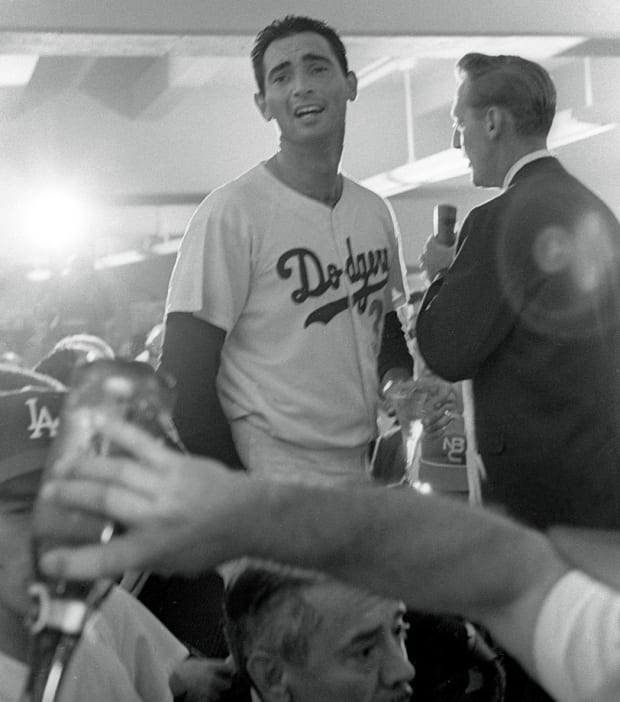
[40,255,115,345]
[32,253,132,360]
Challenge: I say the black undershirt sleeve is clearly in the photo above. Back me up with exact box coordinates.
[158,311,243,469]
[377,310,413,384]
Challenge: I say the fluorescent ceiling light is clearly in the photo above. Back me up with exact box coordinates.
[27,267,52,283]
[0,54,38,86]
[357,57,417,89]
[362,109,617,197]
[150,235,183,255]
[95,235,183,269]
[96,250,146,268]
[362,150,468,196]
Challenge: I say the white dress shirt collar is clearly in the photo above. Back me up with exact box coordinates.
[503,149,555,189]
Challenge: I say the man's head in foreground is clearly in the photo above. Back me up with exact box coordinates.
[224,563,414,702]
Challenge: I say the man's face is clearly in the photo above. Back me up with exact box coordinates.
[451,78,498,187]
[255,31,357,146]
[282,582,414,702]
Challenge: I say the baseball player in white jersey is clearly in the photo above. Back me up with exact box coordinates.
[161,15,414,483]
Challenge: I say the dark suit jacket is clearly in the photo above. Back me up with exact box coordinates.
[417,157,620,529]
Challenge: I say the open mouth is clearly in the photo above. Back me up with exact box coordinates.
[294,105,324,118]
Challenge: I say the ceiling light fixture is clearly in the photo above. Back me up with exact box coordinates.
[0,54,38,86]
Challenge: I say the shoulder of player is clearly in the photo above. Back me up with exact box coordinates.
[186,165,271,227]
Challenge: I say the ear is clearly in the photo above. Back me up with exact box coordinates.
[247,651,291,702]
[485,106,505,141]
[346,71,358,102]
[255,91,272,121]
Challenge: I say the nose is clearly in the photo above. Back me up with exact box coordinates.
[380,642,415,689]
[292,71,312,96]
[452,128,461,149]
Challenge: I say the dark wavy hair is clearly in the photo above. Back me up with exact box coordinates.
[251,15,348,94]
[223,564,323,688]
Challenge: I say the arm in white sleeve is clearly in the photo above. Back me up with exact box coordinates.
[533,570,620,702]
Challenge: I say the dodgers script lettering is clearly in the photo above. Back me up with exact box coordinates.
[277,237,389,327]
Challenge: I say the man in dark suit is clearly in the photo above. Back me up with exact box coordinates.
[417,53,620,532]
[417,53,620,702]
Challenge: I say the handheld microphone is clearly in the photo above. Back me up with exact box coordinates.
[433,204,458,246]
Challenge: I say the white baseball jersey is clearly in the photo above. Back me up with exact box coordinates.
[166,163,408,450]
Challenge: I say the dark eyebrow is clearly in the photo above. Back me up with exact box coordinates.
[267,53,333,82]
[301,53,333,65]
[267,60,292,81]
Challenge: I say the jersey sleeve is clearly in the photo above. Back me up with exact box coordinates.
[533,570,620,702]
[166,190,253,333]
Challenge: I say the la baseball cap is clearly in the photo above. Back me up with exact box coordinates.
[0,369,66,499]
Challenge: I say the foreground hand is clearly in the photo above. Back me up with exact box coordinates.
[38,414,249,581]
[419,234,455,282]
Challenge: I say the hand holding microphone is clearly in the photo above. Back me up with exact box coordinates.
[419,203,458,282]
